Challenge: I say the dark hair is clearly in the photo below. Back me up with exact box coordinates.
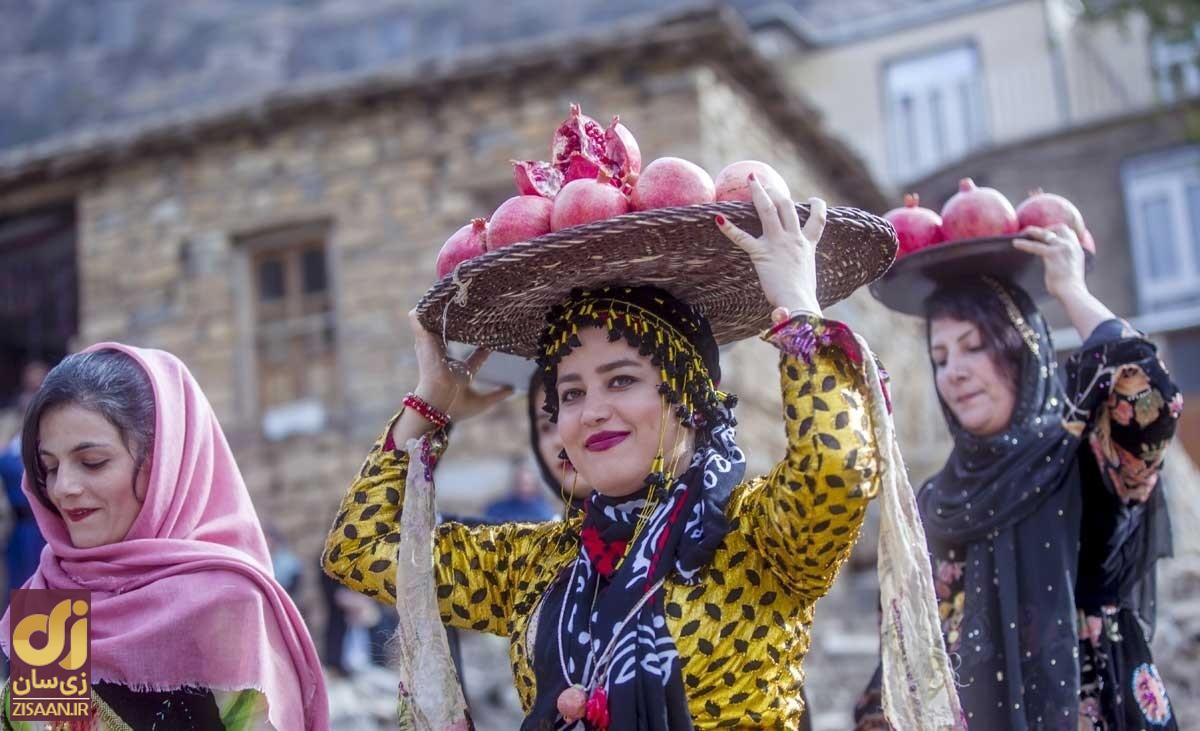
[526,368,562,494]
[21,349,156,510]
[925,285,1025,385]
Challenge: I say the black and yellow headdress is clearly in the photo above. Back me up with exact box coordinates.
[537,286,736,431]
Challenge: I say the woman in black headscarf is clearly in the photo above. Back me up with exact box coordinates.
[856,224,1181,730]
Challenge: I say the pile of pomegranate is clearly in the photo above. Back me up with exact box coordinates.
[436,103,792,277]
[883,178,1096,260]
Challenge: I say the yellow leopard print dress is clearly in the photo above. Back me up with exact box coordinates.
[323,316,882,729]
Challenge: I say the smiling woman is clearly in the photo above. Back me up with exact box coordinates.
[323,175,961,730]
[0,346,328,731]
[553,329,695,499]
[30,401,152,550]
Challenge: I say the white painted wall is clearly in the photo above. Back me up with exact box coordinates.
[780,0,1160,188]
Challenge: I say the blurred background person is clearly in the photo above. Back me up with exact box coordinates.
[482,456,555,523]
[2,360,49,606]
[264,519,303,597]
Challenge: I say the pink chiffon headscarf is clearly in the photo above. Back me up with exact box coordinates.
[0,342,329,730]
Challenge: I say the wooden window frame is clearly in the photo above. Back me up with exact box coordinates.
[882,41,988,184]
[235,220,339,440]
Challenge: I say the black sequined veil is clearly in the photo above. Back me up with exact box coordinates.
[918,278,1174,731]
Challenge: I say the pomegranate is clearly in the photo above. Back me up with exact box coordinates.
[884,193,945,256]
[512,160,563,198]
[603,115,641,185]
[1017,188,1095,254]
[487,195,554,249]
[551,171,631,231]
[552,103,608,184]
[560,152,603,186]
[940,178,1019,241]
[714,160,791,202]
[631,157,716,211]
[435,218,488,279]
[514,105,642,198]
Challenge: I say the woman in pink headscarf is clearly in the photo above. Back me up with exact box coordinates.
[0,343,328,731]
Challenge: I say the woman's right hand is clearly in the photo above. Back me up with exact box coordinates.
[409,310,512,421]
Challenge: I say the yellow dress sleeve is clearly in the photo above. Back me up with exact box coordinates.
[321,413,564,636]
[740,314,883,600]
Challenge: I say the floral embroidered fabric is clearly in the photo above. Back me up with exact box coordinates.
[855,315,1181,731]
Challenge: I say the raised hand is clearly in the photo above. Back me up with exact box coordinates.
[409,310,512,420]
[1013,224,1087,300]
[714,175,825,320]
[1013,225,1116,340]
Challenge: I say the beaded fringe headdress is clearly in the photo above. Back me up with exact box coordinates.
[537,286,737,496]
[537,286,736,430]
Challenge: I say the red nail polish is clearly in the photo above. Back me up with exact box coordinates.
[715,214,726,226]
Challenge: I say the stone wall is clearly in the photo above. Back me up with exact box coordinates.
[2,49,938,656]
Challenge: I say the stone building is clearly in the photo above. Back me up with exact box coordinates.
[0,13,942,724]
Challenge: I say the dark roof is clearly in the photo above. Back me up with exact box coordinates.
[0,5,889,210]
[743,0,1013,47]
[0,0,1008,153]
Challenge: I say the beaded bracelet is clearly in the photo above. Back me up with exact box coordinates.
[403,392,451,429]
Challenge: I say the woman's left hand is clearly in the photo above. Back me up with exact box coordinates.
[1013,224,1088,300]
[716,176,825,319]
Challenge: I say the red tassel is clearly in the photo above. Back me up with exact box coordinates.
[585,685,610,728]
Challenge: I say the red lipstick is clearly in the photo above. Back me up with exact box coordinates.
[584,431,630,452]
[64,508,98,522]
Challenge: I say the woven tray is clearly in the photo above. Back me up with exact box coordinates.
[869,236,1095,316]
[417,201,898,358]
